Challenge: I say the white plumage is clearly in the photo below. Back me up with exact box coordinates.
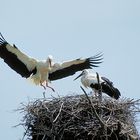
[74,69,121,99]
[80,70,103,88]
[0,33,103,91]
[29,59,52,88]
[0,33,53,90]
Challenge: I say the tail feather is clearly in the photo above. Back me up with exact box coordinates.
[29,74,41,85]
[101,83,121,99]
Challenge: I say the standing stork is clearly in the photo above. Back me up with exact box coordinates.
[0,33,103,91]
[74,70,121,99]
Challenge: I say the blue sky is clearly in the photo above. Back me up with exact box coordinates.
[0,0,140,139]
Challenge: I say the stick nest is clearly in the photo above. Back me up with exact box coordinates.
[20,93,140,140]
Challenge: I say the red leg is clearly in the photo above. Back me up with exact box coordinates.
[46,82,55,92]
[40,82,46,90]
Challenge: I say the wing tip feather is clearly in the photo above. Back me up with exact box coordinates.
[87,52,104,67]
[0,33,7,45]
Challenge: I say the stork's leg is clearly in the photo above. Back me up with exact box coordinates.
[46,82,55,92]
[95,91,98,97]
[40,82,46,90]
[92,89,96,96]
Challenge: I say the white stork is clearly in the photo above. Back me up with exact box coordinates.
[74,70,121,99]
[0,33,103,91]
[0,33,54,91]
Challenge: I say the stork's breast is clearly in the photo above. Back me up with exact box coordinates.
[40,68,49,74]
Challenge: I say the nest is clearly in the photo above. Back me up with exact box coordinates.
[20,90,140,140]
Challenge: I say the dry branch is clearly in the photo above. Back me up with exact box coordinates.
[80,86,105,128]
[19,94,140,140]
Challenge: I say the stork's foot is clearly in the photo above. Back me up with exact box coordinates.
[40,81,55,92]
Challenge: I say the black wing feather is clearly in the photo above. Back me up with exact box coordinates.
[0,33,37,78]
[49,53,103,81]
[101,77,113,86]
[101,77,121,99]
[90,76,121,99]
[101,83,121,100]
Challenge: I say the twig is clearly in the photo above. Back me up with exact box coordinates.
[42,134,46,140]
[43,91,46,98]
[96,72,102,102]
[80,86,106,128]
[53,102,64,123]
[20,93,140,139]
[96,72,104,121]
[21,126,29,140]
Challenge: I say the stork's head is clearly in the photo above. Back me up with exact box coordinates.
[74,69,89,80]
[46,55,53,68]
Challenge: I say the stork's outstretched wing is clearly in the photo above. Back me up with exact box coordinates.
[0,33,37,78]
[49,53,103,81]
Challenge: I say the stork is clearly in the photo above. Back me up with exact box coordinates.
[0,33,103,91]
[0,33,54,91]
[74,70,121,99]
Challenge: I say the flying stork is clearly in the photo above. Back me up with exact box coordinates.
[0,33,54,91]
[0,33,103,91]
[74,69,121,99]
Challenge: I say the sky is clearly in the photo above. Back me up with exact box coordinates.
[0,0,140,139]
